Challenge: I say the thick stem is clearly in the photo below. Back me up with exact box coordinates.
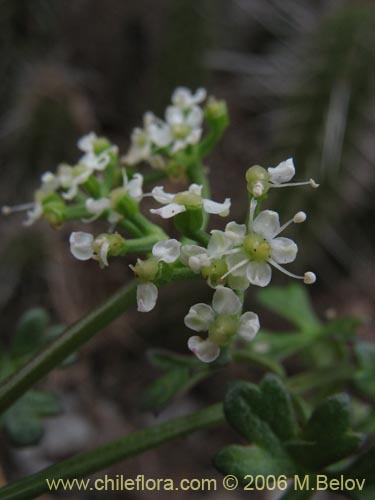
[0,281,137,414]
[0,403,224,500]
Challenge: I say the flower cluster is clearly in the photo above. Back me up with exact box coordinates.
[2,87,319,364]
[123,87,207,170]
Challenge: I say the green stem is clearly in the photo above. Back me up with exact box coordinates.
[130,212,166,237]
[0,282,137,414]
[64,204,91,220]
[189,230,210,246]
[118,219,144,238]
[125,234,161,253]
[0,404,224,500]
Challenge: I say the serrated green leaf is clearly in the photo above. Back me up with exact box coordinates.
[223,380,284,453]
[257,285,320,330]
[305,394,351,441]
[11,308,49,358]
[261,374,299,441]
[140,368,190,412]
[214,444,297,478]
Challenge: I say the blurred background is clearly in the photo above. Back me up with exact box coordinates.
[0,0,374,498]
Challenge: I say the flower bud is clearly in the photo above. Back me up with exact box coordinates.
[245,166,270,198]
[130,257,159,283]
[41,192,65,228]
[204,97,229,129]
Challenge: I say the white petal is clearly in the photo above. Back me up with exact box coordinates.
[152,239,181,263]
[69,232,94,261]
[238,312,260,341]
[188,184,203,196]
[184,304,215,332]
[246,262,272,287]
[185,128,202,147]
[165,106,184,125]
[99,239,110,267]
[212,286,242,315]
[253,210,280,240]
[207,230,233,258]
[137,283,158,312]
[180,245,209,272]
[202,197,231,216]
[268,158,295,184]
[192,87,207,104]
[24,203,43,226]
[270,237,298,264]
[150,203,186,219]
[126,173,143,201]
[77,132,97,153]
[186,105,203,127]
[151,186,174,204]
[227,274,250,291]
[225,251,249,277]
[149,123,172,147]
[85,198,111,215]
[187,336,220,363]
[224,222,246,244]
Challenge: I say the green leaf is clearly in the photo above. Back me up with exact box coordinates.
[214,444,296,478]
[257,285,320,330]
[140,368,191,412]
[287,395,363,469]
[354,341,375,399]
[1,390,61,446]
[11,308,49,358]
[223,378,297,453]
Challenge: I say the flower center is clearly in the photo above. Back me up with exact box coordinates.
[243,233,270,262]
[173,192,202,208]
[201,258,228,287]
[171,123,191,139]
[208,315,238,346]
[134,131,148,148]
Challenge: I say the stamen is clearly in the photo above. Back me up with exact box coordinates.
[2,203,35,215]
[248,198,257,231]
[221,258,248,280]
[269,259,316,285]
[222,248,242,256]
[269,179,319,189]
[276,211,307,235]
[121,168,128,188]
[252,181,263,198]
[268,258,305,280]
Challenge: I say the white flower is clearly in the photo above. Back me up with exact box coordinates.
[149,183,230,219]
[171,87,207,109]
[58,164,92,200]
[134,239,181,313]
[79,151,111,172]
[77,132,98,153]
[122,169,143,202]
[223,200,316,287]
[70,232,94,261]
[267,158,319,191]
[185,286,260,362]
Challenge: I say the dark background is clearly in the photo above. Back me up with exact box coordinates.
[0,1,374,498]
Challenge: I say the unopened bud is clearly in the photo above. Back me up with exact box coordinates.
[245,166,269,198]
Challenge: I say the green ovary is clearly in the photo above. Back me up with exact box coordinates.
[201,259,228,287]
[208,315,238,346]
[243,233,271,262]
[171,123,191,139]
[173,192,202,209]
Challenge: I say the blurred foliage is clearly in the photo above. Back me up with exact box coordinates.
[0,307,68,446]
